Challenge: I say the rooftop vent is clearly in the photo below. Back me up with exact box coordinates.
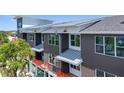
[120,21,124,24]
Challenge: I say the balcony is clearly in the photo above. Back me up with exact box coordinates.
[31,58,75,77]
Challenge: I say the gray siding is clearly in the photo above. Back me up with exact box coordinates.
[81,34,124,76]
[61,34,69,52]
[44,34,59,56]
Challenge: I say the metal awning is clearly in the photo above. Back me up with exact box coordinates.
[55,49,83,66]
[32,44,44,52]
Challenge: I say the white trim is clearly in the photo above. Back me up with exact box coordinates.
[34,33,36,46]
[69,64,81,77]
[69,34,81,51]
[55,55,82,66]
[59,34,62,54]
[114,37,117,56]
[32,48,44,52]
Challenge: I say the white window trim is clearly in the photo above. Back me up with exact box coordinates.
[69,34,81,51]
[95,36,124,59]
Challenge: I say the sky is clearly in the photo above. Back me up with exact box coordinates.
[0,15,111,31]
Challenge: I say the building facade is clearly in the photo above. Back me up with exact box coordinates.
[15,15,124,77]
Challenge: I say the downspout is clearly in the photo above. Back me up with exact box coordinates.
[59,34,62,55]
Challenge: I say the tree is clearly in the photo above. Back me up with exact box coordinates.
[0,38,33,77]
[0,31,9,45]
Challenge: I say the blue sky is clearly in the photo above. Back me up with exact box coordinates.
[0,15,111,31]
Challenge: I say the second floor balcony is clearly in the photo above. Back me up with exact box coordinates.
[31,58,75,77]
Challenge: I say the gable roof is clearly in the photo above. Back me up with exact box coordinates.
[80,15,124,34]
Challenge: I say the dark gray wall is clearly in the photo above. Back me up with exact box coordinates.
[61,34,69,53]
[44,34,59,56]
[81,34,124,76]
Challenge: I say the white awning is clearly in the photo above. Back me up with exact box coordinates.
[32,44,44,52]
[55,49,83,66]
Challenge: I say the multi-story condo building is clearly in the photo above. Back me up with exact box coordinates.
[15,15,124,77]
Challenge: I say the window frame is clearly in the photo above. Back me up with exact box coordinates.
[95,36,104,54]
[116,36,124,57]
[104,36,115,56]
[69,34,81,50]
[48,34,59,46]
[95,36,124,59]
[95,69,117,77]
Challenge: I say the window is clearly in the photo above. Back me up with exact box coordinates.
[48,34,59,46]
[96,69,104,77]
[17,22,22,28]
[70,35,80,47]
[29,33,34,42]
[116,36,124,57]
[95,36,124,58]
[95,69,116,77]
[96,36,104,53]
[105,37,115,56]
[70,64,80,71]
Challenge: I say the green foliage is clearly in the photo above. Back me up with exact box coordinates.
[0,31,9,45]
[0,38,32,77]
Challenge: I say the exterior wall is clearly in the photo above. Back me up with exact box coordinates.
[44,34,59,56]
[61,34,69,52]
[81,65,95,77]
[81,34,124,76]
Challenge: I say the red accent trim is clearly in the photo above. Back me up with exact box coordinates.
[31,58,73,77]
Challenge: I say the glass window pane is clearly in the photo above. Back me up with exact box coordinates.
[96,36,103,44]
[105,37,115,56]
[55,40,59,45]
[51,35,55,44]
[117,47,124,57]
[71,35,75,40]
[76,65,80,71]
[96,70,104,77]
[49,40,51,44]
[71,41,75,46]
[116,37,124,47]
[105,72,115,77]
[76,35,80,47]
[96,45,103,53]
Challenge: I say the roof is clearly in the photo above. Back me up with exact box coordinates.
[42,19,100,34]
[80,15,124,34]
[55,49,82,66]
[20,18,100,33]
[52,19,100,27]
[14,16,53,22]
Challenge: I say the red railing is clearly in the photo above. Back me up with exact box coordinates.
[32,58,69,77]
